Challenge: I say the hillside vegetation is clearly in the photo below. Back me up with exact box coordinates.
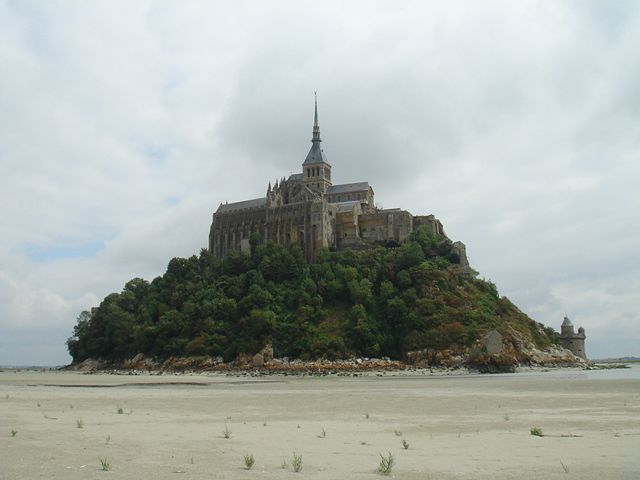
[67,228,559,365]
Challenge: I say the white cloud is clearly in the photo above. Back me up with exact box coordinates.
[0,0,639,364]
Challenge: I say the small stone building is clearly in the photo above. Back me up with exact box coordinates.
[559,316,587,360]
[209,96,468,264]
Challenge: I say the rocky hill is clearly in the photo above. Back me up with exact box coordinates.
[66,227,584,371]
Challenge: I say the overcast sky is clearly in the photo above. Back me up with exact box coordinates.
[1,0,638,366]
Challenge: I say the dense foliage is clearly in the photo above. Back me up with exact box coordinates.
[67,228,558,363]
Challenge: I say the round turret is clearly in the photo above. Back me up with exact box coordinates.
[561,316,575,336]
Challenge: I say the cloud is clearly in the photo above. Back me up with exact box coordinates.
[0,0,638,365]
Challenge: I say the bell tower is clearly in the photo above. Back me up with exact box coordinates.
[302,93,332,194]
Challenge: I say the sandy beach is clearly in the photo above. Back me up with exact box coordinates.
[1,368,638,479]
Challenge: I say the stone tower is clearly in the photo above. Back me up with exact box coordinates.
[559,316,587,360]
[302,93,332,194]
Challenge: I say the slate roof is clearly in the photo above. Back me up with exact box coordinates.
[562,316,573,327]
[288,173,303,182]
[326,182,371,194]
[217,197,266,213]
[303,142,330,165]
[334,200,361,212]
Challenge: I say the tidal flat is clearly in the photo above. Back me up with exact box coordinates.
[1,368,638,479]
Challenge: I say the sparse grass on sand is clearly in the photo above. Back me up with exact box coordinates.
[530,426,544,437]
[378,451,394,475]
[292,452,303,472]
[99,458,112,471]
[243,453,255,470]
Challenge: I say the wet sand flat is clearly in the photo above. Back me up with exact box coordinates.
[1,369,638,479]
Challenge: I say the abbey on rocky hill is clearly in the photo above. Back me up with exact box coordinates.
[209,96,469,264]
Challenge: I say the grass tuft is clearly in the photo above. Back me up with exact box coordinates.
[11,429,18,437]
[243,453,255,470]
[560,460,569,473]
[378,451,394,475]
[222,422,232,439]
[117,407,124,415]
[76,419,84,429]
[402,438,410,449]
[530,426,544,437]
[99,458,112,471]
[394,430,403,437]
[318,427,326,438]
[292,452,303,472]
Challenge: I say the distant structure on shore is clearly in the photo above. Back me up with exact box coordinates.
[209,95,469,263]
[560,316,587,359]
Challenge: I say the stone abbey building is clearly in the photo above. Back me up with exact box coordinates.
[209,98,468,263]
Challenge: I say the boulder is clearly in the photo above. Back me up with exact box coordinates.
[75,358,104,372]
[482,330,503,355]
[252,353,264,368]
[123,353,145,369]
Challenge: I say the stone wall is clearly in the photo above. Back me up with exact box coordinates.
[560,335,587,360]
[326,187,375,213]
[451,241,470,267]
[358,209,413,244]
[335,203,362,249]
[413,214,445,236]
[209,206,266,258]
[211,198,336,261]
[210,189,464,265]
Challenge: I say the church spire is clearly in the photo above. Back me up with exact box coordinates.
[302,92,330,168]
[312,91,321,143]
